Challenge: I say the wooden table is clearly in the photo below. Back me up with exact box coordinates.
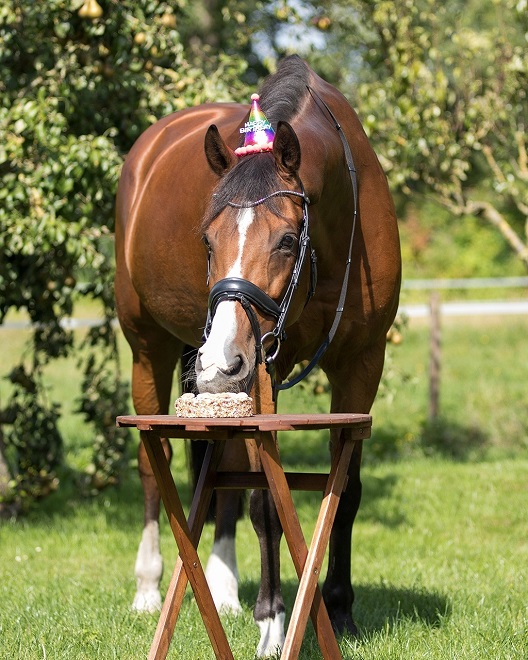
[116,413,372,659]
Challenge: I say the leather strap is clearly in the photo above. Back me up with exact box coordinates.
[209,277,282,321]
[274,86,358,391]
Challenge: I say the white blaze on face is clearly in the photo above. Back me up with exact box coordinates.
[227,206,254,279]
[198,208,255,384]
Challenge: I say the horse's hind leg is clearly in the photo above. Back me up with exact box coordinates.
[126,322,181,612]
[323,338,387,635]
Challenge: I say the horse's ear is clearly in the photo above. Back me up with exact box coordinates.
[204,125,237,177]
[273,121,301,177]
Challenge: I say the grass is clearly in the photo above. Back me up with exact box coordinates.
[2,456,527,658]
[1,314,528,658]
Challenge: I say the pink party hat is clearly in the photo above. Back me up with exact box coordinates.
[235,94,275,157]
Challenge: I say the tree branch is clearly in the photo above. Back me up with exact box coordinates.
[465,199,528,272]
[516,130,527,176]
[482,144,506,185]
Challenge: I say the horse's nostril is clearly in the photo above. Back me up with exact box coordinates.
[222,355,243,377]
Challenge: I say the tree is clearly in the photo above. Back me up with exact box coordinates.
[0,0,251,512]
[313,0,528,270]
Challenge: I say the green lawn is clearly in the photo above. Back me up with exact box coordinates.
[2,455,527,658]
[1,315,527,658]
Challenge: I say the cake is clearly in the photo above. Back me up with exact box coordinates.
[174,392,253,418]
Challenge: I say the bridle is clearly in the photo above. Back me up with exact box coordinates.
[202,86,358,393]
[203,187,317,365]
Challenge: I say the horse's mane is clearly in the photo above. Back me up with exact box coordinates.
[202,56,310,228]
[258,55,310,125]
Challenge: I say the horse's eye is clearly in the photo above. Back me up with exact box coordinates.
[202,235,211,251]
[278,234,297,253]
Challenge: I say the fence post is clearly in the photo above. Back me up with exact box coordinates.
[429,292,441,420]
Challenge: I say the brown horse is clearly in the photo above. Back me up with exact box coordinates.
[115,55,400,656]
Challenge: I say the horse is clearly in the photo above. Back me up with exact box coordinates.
[115,55,401,656]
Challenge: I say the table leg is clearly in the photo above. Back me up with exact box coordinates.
[255,431,346,660]
[282,435,355,658]
[143,434,233,660]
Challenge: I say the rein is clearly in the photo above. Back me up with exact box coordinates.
[203,86,358,394]
[274,86,358,391]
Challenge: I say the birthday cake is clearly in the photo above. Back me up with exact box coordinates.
[174,392,254,418]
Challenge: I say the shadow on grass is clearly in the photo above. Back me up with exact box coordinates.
[19,466,158,530]
[419,416,489,460]
[365,417,489,462]
[353,582,449,633]
[279,428,332,467]
[237,579,449,658]
[286,470,405,529]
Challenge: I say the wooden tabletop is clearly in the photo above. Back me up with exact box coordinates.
[116,413,372,435]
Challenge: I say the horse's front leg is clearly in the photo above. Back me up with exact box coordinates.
[250,487,285,657]
[246,370,285,657]
[133,433,172,613]
[244,428,285,658]
[204,436,248,614]
[205,489,244,614]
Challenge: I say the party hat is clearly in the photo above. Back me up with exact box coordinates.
[235,94,275,157]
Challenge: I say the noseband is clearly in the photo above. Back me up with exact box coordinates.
[203,188,317,366]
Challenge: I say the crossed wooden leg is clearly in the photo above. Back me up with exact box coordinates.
[142,429,355,659]
[142,436,234,660]
[255,430,354,659]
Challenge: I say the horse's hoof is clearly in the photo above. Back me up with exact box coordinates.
[256,611,285,658]
[131,590,162,613]
[329,610,359,638]
[216,598,243,615]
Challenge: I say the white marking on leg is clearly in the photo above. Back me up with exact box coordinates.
[205,537,242,614]
[132,521,163,613]
[256,612,286,658]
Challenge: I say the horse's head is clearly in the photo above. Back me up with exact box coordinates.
[195,121,314,394]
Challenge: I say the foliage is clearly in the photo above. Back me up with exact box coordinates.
[0,0,251,511]
[399,199,526,280]
[312,0,528,270]
[0,366,62,514]
[2,0,526,510]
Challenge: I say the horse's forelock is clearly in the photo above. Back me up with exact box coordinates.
[202,154,284,231]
